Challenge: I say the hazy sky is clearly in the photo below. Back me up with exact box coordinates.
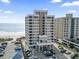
[0,0,79,23]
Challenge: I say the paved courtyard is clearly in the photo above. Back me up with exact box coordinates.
[32,45,68,59]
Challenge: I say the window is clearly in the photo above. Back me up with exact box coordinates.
[51,33,53,35]
[29,31,32,33]
[33,46,36,48]
[29,25,32,27]
[29,43,33,45]
[42,17,45,19]
[51,25,53,27]
[29,28,32,30]
[29,19,32,21]
[29,40,33,42]
[29,22,32,24]
[34,16,38,18]
[40,40,42,43]
[29,34,32,36]
[47,16,52,19]
[42,32,45,35]
[52,17,54,19]
[43,24,45,27]
[29,37,32,39]
[29,16,32,18]
[51,31,53,32]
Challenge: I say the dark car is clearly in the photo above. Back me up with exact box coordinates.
[52,55,58,59]
[43,50,53,56]
[1,42,8,48]
[59,48,66,53]
[0,48,4,51]
[0,46,6,49]
[50,50,56,55]
[15,41,21,44]
[1,42,8,46]
[26,50,32,54]
[15,47,22,51]
[0,51,4,56]
[0,49,5,56]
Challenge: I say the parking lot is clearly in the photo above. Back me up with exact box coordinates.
[32,49,50,59]
[31,45,68,59]
[0,40,24,59]
[0,41,16,59]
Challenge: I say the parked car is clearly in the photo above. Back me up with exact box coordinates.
[27,53,32,57]
[71,53,78,59]
[49,58,53,59]
[0,51,5,56]
[15,41,21,44]
[50,50,56,55]
[0,48,4,51]
[0,46,6,49]
[52,55,58,59]
[65,51,71,55]
[32,55,37,59]
[59,48,66,53]
[15,47,22,51]
[58,45,63,49]
[1,42,8,49]
[26,50,32,54]
[43,50,53,56]
[1,42,8,46]
[29,55,37,59]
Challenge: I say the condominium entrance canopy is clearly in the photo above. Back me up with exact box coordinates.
[37,43,53,46]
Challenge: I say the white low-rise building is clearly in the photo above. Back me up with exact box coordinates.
[37,35,53,51]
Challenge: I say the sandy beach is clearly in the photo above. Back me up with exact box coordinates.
[0,31,25,59]
[0,31,25,38]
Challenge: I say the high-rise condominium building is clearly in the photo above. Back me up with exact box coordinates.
[25,10,54,49]
[54,14,79,40]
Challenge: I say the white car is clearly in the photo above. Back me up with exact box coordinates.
[0,52,4,56]
[52,55,58,59]
[29,55,37,59]
[65,51,71,55]
[49,57,53,59]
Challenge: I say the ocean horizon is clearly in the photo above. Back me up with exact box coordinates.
[0,23,25,32]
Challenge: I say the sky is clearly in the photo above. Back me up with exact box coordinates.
[0,0,79,23]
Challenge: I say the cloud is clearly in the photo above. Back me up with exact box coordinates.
[0,10,2,12]
[4,11,13,14]
[61,1,79,7]
[67,10,76,14]
[0,0,10,3]
[51,0,62,3]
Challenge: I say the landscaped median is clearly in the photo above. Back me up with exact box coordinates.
[20,40,29,59]
[55,42,79,59]
[16,37,30,59]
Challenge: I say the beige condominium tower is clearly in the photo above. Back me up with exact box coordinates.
[54,14,79,41]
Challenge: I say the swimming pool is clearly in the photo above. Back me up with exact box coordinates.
[10,44,23,59]
[10,50,23,59]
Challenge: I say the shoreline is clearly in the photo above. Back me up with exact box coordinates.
[0,31,25,38]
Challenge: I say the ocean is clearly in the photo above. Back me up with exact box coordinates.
[0,23,25,32]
